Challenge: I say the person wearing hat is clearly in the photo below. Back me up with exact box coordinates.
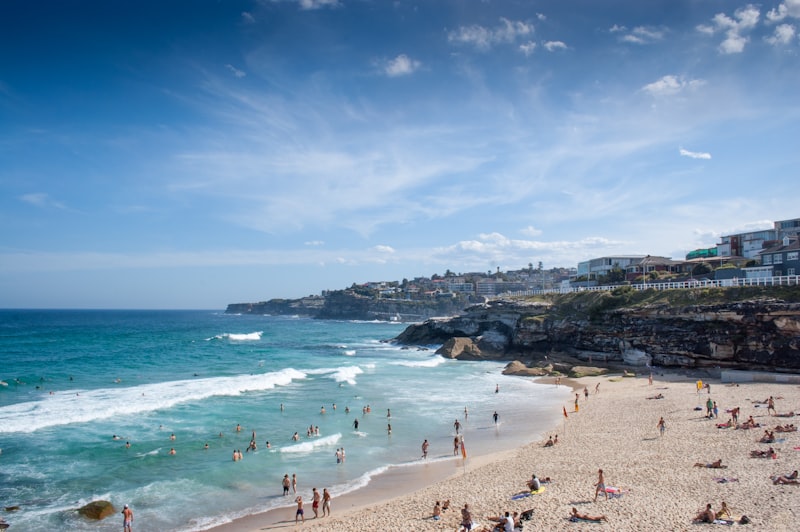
[122,504,133,532]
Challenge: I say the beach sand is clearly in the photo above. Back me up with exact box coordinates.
[212,371,800,531]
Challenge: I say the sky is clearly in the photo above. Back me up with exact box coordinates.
[1,0,799,309]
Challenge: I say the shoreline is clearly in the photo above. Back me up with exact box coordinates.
[210,369,800,531]
[209,378,579,531]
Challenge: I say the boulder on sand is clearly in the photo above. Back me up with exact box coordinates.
[569,366,609,378]
[502,360,549,376]
[78,500,116,520]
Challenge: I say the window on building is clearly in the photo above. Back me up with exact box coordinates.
[762,254,772,265]
[773,254,783,264]
[788,268,796,276]
[787,252,799,261]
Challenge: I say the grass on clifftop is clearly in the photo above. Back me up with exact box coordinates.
[515,284,800,321]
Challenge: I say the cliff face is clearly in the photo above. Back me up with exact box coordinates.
[395,288,800,372]
[226,292,473,321]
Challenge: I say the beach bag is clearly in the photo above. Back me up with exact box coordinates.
[740,515,750,524]
[520,509,534,521]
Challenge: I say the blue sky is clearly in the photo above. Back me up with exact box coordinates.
[1,0,799,309]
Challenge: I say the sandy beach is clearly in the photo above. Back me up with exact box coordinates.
[213,371,800,531]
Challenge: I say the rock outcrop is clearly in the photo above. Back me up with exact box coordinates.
[77,500,115,520]
[394,286,800,373]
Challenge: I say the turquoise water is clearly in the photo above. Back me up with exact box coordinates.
[0,310,570,531]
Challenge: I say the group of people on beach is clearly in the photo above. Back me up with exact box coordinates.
[293,486,332,523]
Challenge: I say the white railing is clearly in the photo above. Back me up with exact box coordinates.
[497,275,800,298]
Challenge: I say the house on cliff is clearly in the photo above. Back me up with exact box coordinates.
[760,236,800,277]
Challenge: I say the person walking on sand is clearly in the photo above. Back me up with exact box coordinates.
[311,487,320,518]
[657,417,666,436]
[122,504,133,532]
[594,469,608,501]
[322,488,331,517]
[768,396,776,416]
[422,439,429,459]
[294,495,304,524]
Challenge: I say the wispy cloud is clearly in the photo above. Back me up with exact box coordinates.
[294,0,340,10]
[641,75,704,97]
[447,18,534,50]
[679,148,711,160]
[543,40,567,52]
[619,26,666,44]
[241,11,255,23]
[19,193,66,210]
[383,54,421,77]
[519,41,537,56]
[697,4,760,54]
[225,64,246,78]
[520,226,543,237]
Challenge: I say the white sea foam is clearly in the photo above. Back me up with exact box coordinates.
[390,355,446,368]
[0,367,306,434]
[305,365,364,385]
[205,331,263,341]
[280,433,341,454]
[343,349,356,356]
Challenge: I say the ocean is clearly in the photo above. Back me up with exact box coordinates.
[0,310,570,531]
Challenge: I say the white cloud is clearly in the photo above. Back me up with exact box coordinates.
[225,64,246,78]
[609,24,627,33]
[521,226,543,237]
[297,0,339,10]
[765,23,797,45]
[699,4,761,54]
[679,148,712,160]
[536,13,546,21]
[543,40,567,52]
[641,75,705,97]
[241,11,255,23]
[620,26,666,44]
[448,18,534,50]
[383,54,421,77]
[304,240,324,246]
[767,0,800,22]
[519,41,537,56]
[372,245,395,254]
[20,193,66,209]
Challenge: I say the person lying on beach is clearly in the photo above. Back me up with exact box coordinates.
[646,393,664,400]
[694,459,725,469]
[716,418,734,428]
[441,499,450,511]
[749,447,776,459]
[759,430,776,443]
[771,470,799,484]
[571,507,607,522]
[773,424,797,432]
[693,504,716,524]
[737,416,760,429]
[774,411,795,418]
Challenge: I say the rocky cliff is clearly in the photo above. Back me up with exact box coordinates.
[226,291,474,321]
[394,286,800,373]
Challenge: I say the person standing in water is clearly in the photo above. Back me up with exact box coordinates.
[122,504,133,532]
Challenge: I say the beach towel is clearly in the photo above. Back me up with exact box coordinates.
[569,516,603,523]
[713,477,739,483]
[511,486,546,499]
[713,519,735,525]
[605,486,627,498]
